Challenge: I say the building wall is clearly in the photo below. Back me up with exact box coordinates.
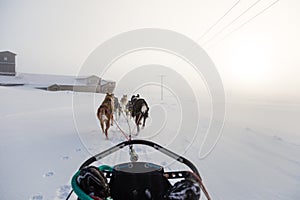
[101,82,116,93]
[47,84,74,91]
[73,85,101,93]
[47,84,115,93]
[0,51,16,75]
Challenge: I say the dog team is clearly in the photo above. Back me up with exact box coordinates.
[97,93,149,139]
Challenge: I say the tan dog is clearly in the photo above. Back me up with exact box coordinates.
[97,93,114,139]
[120,94,128,106]
[120,94,129,115]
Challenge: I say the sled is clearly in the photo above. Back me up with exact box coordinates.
[67,140,211,200]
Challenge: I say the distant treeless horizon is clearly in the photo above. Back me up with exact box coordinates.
[1,0,299,97]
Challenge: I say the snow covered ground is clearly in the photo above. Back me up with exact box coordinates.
[0,86,300,200]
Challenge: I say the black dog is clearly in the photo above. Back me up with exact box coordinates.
[130,94,149,133]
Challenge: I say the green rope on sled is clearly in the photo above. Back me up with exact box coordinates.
[71,165,113,200]
[99,165,113,172]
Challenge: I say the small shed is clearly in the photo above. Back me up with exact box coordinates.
[0,51,16,76]
[47,84,74,91]
[76,75,101,85]
[101,81,116,93]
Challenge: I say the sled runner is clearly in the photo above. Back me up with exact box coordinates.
[67,140,211,200]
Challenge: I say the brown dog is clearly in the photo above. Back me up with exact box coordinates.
[97,93,114,139]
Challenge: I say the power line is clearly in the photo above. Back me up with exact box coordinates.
[158,75,165,100]
[197,0,242,41]
[207,0,280,49]
[202,0,262,46]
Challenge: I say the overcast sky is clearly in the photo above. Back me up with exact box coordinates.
[1,0,299,99]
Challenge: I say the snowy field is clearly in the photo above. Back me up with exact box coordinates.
[0,86,300,200]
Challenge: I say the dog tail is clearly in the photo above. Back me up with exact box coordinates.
[97,107,101,116]
[97,106,108,119]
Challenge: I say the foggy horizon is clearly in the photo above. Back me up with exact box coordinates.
[1,0,300,98]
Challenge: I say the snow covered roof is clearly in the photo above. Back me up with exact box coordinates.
[75,75,100,80]
[0,51,17,55]
[0,73,113,88]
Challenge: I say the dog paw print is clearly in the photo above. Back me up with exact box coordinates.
[61,156,70,160]
[43,171,54,178]
[29,194,43,200]
[55,185,72,199]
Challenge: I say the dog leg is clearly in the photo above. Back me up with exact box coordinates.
[99,116,105,134]
[135,115,141,133]
[111,115,114,126]
[105,119,110,139]
[137,125,140,133]
[142,116,147,128]
[100,121,105,133]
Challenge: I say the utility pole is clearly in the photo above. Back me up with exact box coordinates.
[159,75,165,101]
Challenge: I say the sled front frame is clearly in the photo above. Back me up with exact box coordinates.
[78,139,211,200]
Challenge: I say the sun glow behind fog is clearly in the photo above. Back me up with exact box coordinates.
[225,36,274,88]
